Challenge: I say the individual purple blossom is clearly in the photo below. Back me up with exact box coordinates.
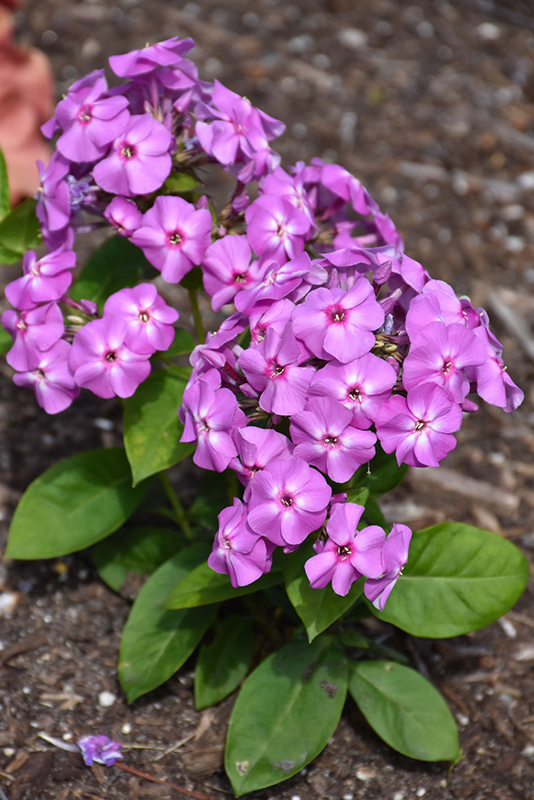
[247,457,332,548]
[364,523,412,610]
[35,154,71,233]
[103,283,178,354]
[238,324,315,416]
[249,298,294,346]
[69,316,151,399]
[245,195,310,264]
[202,235,262,311]
[405,279,480,342]
[310,354,397,428]
[104,196,144,237]
[93,113,173,197]
[131,196,212,283]
[234,252,311,315]
[471,327,524,413]
[13,340,80,414]
[305,502,386,596]
[5,249,76,310]
[109,36,195,77]
[290,397,376,483]
[208,498,274,587]
[292,281,384,363]
[375,383,463,468]
[230,426,293,498]
[77,735,123,767]
[180,380,246,472]
[2,303,64,371]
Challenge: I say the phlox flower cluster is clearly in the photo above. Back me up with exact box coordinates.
[2,36,524,604]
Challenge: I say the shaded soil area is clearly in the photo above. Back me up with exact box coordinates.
[1,1,534,799]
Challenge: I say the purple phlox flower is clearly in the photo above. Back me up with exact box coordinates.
[263,166,317,226]
[234,252,310,315]
[290,397,376,483]
[247,457,332,548]
[202,311,247,350]
[180,380,246,472]
[375,383,463,468]
[69,316,151,399]
[245,195,310,264]
[406,279,477,342]
[53,70,130,163]
[249,299,294,346]
[364,523,412,611]
[103,283,179,355]
[305,502,386,596]
[77,735,123,767]
[104,196,144,237]
[5,248,76,310]
[230,426,293,497]
[13,340,80,414]
[470,326,524,413]
[202,234,262,311]
[131,195,212,283]
[292,280,384,363]
[157,59,209,113]
[402,321,487,404]
[310,354,397,429]
[109,37,195,78]
[93,113,173,197]
[36,154,71,233]
[2,303,64,371]
[238,324,315,416]
[319,163,380,217]
[208,498,274,587]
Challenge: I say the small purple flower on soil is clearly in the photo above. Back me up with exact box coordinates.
[77,735,123,767]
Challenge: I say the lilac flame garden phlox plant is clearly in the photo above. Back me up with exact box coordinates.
[2,32,529,797]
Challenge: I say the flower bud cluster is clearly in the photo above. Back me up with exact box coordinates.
[2,36,524,602]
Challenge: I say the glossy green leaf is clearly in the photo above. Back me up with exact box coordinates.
[373,523,530,637]
[166,560,283,609]
[349,660,460,762]
[164,328,196,358]
[6,448,147,559]
[0,326,12,355]
[0,198,41,262]
[284,544,364,642]
[0,148,10,220]
[123,368,194,485]
[352,445,408,496]
[346,487,369,507]
[194,615,254,709]
[225,636,348,795]
[187,472,229,535]
[91,526,183,592]
[71,235,154,311]
[119,544,216,702]
[162,172,199,195]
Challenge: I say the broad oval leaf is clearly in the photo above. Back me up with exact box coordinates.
[194,615,254,709]
[0,197,41,260]
[119,544,216,702]
[71,235,154,311]
[284,544,364,642]
[6,448,147,559]
[164,328,196,358]
[225,637,348,795]
[123,368,194,485]
[166,561,283,609]
[91,526,183,592]
[373,523,529,637]
[348,660,460,762]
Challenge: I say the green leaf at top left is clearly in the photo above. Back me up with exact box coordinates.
[0,148,10,221]
[123,368,194,485]
[0,198,41,263]
[6,448,147,559]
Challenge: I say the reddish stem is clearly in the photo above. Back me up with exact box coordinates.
[115,762,219,800]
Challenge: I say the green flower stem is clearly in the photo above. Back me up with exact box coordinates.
[159,471,194,541]
[188,288,205,344]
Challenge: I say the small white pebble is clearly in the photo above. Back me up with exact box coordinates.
[338,28,368,50]
[43,615,53,624]
[343,794,354,800]
[515,644,534,661]
[0,592,19,617]
[498,618,517,638]
[416,789,427,798]
[94,417,114,431]
[393,793,405,800]
[98,691,116,708]
[356,767,376,781]
[457,713,469,726]
[22,686,31,695]
[439,780,447,788]
[121,723,132,734]
[523,744,534,758]
[3,748,15,757]
[62,732,73,740]
[0,641,4,651]
[476,22,501,40]
[505,235,525,254]
[291,795,301,800]
[519,171,534,190]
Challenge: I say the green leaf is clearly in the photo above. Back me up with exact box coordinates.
[161,172,200,195]
[361,494,389,529]
[187,472,229,535]
[373,523,530,637]
[91,526,183,592]
[123,369,194,485]
[0,198,40,262]
[352,445,408,496]
[348,661,460,762]
[0,148,10,220]
[164,328,196,358]
[225,636,348,795]
[346,487,370,507]
[284,544,364,642]
[119,544,216,702]
[71,235,154,311]
[0,326,13,355]
[339,630,410,664]
[6,448,147,559]
[194,615,254,709]
[166,560,283,609]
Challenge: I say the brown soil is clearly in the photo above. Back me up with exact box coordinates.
[1,1,534,799]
